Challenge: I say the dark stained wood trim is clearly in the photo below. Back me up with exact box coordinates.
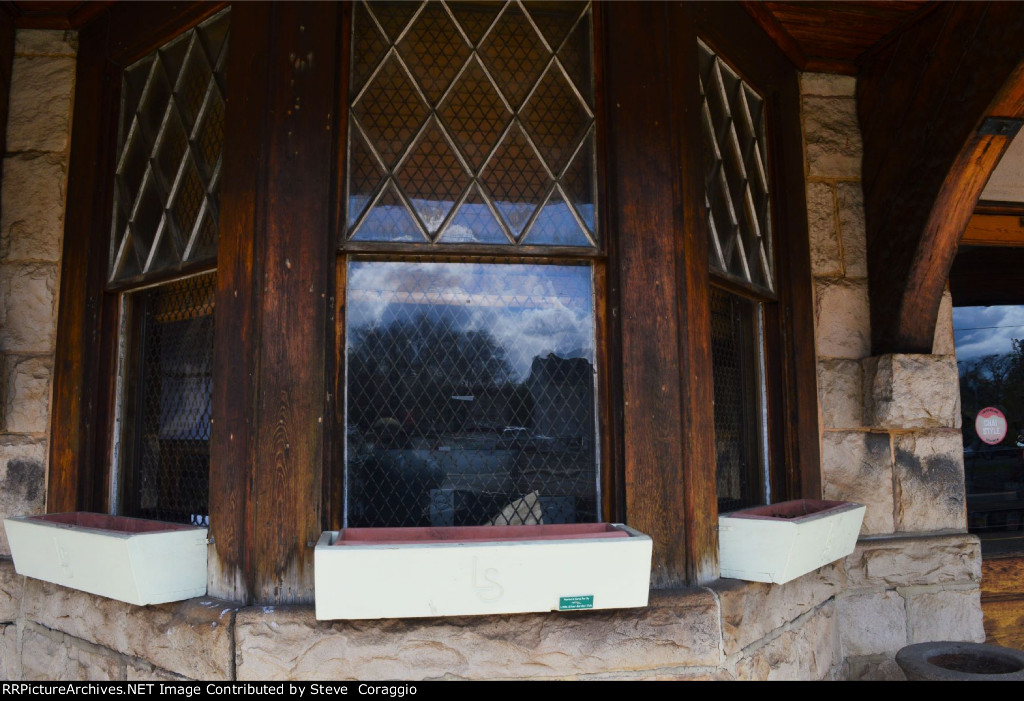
[961,213,1024,247]
[981,556,1024,651]
[206,1,272,603]
[105,1,226,66]
[740,1,807,71]
[0,1,112,29]
[247,1,338,604]
[670,2,717,585]
[858,1,1024,354]
[975,200,1024,217]
[603,1,688,588]
[47,18,116,514]
[949,246,1024,307]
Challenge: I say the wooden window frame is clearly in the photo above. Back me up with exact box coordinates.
[49,1,818,603]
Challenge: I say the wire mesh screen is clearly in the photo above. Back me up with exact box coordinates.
[345,261,598,527]
[125,273,216,526]
[347,1,596,247]
[698,39,774,295]
[710,286,765,513]
[109,9,229,283]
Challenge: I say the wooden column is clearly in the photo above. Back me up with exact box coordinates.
[603,2,708,587]
[218,1,333,601]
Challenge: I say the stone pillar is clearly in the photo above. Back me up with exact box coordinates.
[800,73,983,680]
[0,29,77,555]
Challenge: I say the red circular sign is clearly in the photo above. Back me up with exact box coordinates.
[975,407,1008,445]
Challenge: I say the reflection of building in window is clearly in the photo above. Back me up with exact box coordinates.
[955,304,1024,554]
[345,262,597,528]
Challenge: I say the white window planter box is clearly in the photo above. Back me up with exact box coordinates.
[314,523,652,620]
[718,499,865,584]
[3,512,207,605]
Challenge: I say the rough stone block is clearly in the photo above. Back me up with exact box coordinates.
[713,562,842,656]
[822,431,894,535]
[22,626,122,681]
[6,56,76,153]
[905,587,985,644]
[837,590,906,657]
[15,29,78,57]
[23,580,237,680]
[814,279,871,359]
[0,439,47,555]
[1,154,67,263]
[800,73,856,98]
[818,358,862,429]
[844,655,906,681]
[844,533,980,589]
[933,290,955,356]
[836,181,866,278]
[730,605,839,681]
[0,263,58,353]
[802,96,862,178]
[4,356,51,434]
[127,660,191,682]
[0,558,25,622]
[806,182,841,276]
[0,624,18,681]
[236,589,722,680]
[863,354,960,430]
[893,431,966,533]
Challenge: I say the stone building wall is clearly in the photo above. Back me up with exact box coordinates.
[0,30,76,556]
[0,31,984,681]
[801,73,984,680]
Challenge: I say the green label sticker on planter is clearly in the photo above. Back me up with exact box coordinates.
[559,595,594,610]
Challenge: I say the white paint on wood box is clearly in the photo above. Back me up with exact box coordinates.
[718,499,865,584]
[314,523,652,620]
[4,512,208,605]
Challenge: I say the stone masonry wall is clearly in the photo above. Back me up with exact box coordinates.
[0,30,986,682]
[0,30,76,555]
[800,73,984,680]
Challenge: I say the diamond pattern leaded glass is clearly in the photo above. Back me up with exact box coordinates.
[699,40,774,295]
[346,261,598,527]
[347,1,596,247]
[110,10,229,284]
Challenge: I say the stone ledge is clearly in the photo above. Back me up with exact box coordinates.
[728,603,840,681]
[22,579,238,680]
[844,533,981,589]
[712,562,843,656]
[863,354,960,429]
[22,623,123,681]
[235,589,721,681]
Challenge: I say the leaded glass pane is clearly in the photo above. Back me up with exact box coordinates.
[123,273,216,526]
[711,286,766,513]
[109,9,229,284]
[347,1,597,247]
[345,261,598,527]
[699,40,774,295]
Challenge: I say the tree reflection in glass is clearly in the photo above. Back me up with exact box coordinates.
[345,261,598,528]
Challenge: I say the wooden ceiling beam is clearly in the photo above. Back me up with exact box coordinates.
[857,1,1024,354]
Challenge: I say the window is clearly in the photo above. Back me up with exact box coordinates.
[109,10,229,524]
[340,1,602,527]
[698,38,791,513]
